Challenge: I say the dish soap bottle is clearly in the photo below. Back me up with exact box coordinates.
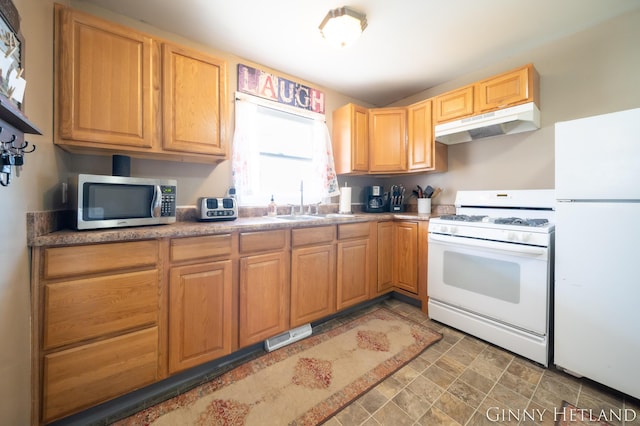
[267,195,277,217]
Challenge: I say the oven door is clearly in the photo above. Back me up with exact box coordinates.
[428,233,550,335]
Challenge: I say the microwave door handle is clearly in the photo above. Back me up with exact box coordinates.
[151,185,162,217]
[428,233,547,257]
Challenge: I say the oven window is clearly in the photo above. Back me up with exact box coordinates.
[443,251,520,303]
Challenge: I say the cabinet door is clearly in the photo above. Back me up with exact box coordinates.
[162,43,228,156]
[407,99,434,171]
[369,108,407,173]
[376,222,394,294]
[291,244,336,327]
[393,221,419,294]
[239,251,289,347]
[477,64,536,112]
[433,85,475,124]
[56,5,154,148]
[332,103,369,174]
[337,239,370,310]
[168,260,233,373]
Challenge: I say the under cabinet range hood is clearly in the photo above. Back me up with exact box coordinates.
[435,102,541,145]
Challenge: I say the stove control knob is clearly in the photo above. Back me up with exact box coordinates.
[521,233,531,242]
[506,231,518,242]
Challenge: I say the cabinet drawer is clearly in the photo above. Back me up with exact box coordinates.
[292,225,335,247]
[239,229,287,254]
[43,269,159,350]
[44,240,159,279]
[43,327,158,423]
[338,222,370,240]
[171,234,232,262]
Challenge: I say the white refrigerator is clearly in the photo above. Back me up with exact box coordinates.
[554,107,640,399]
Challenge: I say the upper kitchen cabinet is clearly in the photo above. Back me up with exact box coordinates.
[407,99,447,172]
[433,84,475,124]
[433,63,539,124]
[332,103,369,174]
[55,5,154,150]
[332,101,447,175]
[368,107,407,173]
[476,63,539,113]
[54,5,229,164]
[161,43,228,156]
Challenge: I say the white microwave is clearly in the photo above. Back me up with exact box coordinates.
[69,174,177,230]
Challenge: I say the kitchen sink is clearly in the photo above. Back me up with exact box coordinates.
[273,213,357,221]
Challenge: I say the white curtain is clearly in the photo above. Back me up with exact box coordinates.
[231,100,261,205]
[232,98,340,205]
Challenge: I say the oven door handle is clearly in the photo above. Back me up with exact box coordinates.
[429,233,548,257]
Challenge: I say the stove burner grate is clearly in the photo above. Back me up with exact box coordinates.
[439,214,488,222]
[494,217,549,227]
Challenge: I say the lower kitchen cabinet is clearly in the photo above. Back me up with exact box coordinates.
[376,221,394,294]
[393,221,419,293]
[238,230,290,347]
[32,240,161,424]
[168,260,233,373]
[168,234,236,373]
[290,226,337,327]
[336,223,372,310]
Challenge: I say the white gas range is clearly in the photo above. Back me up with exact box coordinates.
[427,189,555,366]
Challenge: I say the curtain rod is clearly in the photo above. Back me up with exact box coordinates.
[235,92,326,122]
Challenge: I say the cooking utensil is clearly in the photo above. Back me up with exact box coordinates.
[431,187,442,199]
[424,185,434,198]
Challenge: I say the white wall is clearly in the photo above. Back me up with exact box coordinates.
[386,9,640,206]
[0,2,638,423]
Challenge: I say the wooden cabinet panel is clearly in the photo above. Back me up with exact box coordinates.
[239,229,287,254]
[292,226,335,247]
[369,108,407,172]
[43,240,158,279]
[291,244,336,327]
[393,222,419,294]
[477,63,539,112]
[170,234,232,262]
[56,5,154,149]
[338,222,370,240]
[43,327,158,423]
[336,239,370,310]
[239,251,289,347]
[162,43,228,155]
[433,85,475,124]
[169,261,233,373]
[376,222,394,293]
[332,103,369,174]
[43,269,158,350]
[407,99,433,171]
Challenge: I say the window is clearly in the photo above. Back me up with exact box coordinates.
[232,94,339,207]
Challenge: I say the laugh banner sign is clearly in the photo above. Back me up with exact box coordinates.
[237,64,325,114]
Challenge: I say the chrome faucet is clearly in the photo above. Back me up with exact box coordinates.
[299,180,304,215]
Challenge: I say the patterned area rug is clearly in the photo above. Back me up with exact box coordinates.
[555,401,612,426]
[115,308,441,425]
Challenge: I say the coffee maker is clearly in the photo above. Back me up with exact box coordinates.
[364,185,385,213]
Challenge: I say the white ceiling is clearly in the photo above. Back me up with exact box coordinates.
[77,0,640,107]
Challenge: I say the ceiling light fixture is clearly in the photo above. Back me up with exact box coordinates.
[319,6,367,48]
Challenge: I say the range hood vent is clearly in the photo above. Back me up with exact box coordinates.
[435,102,540,145]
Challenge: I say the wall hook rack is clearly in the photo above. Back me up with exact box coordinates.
[1,126,36,186]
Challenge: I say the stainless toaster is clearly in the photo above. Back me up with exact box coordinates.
[197,197,237,221]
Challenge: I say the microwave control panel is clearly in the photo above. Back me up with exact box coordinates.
[160,185,177,216]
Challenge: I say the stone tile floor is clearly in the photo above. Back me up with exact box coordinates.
[321,299,640,426]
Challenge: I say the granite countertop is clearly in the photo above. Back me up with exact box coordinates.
[27,211,437,247]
